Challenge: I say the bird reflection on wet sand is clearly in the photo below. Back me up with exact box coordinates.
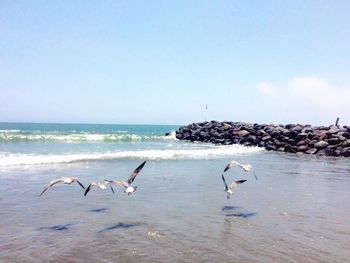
[221,205,242,212]
[98,222,145,233]
[38,223,73,231]
[89,208,110,213]
[225,212,257,218]
[222,206,257,218]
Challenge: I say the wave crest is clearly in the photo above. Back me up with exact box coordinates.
[0,146,262,167]
[0,132,163,142]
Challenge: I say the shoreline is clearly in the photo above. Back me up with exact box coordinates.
[173,121,350,157]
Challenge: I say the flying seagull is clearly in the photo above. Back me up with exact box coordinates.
[106,160,146,196]
[221,174,246,199]
[84,180,115,196]
[223,160,257,180]
[39,177,85,196]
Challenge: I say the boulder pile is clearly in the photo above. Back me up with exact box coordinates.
[174,121,350,157]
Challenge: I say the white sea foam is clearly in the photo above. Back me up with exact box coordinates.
[0,129,20,133]
[162,131,178,140]
[0,145,263,167]
[0,132,162,142]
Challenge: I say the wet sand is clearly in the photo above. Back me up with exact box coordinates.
[0,153,349,262]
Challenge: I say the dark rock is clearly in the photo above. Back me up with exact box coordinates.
[176,133,183,139]
[174,121,350,157]
[266,145,277,151]
[302,127,313,133]
[297,145,308,152]
[339,132,350,139]
[262,135,272,141]
[297,140,307,146]
[287,139,296,145]
[325,147,334,156]
[288,146,298,153]
[295,132,308,141]
[289,130,299,139]
[290,126,303,133]
[278,135,289,142]
[327,137,341,145]
[342,140,350,147]
[341,147,350,157]
[328,125,340,134]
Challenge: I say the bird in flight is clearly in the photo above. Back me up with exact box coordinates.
[39,177,85,196]
[106,160,146,196]
[221,174,246,199]
[84,180,115,196]
[223,160,257,180]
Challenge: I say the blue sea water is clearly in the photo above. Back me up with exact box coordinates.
[0,122,261,167]
[0,123,349,262]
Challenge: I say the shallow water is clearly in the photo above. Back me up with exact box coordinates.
[0,154,349,262]
[0,124,349,262]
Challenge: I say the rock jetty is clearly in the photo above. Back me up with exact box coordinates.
[174,121,350,157]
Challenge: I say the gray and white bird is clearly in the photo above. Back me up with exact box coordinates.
[223,160,257,180]
[39,176,85,196]
[221,174,246,199]
[84,180,115,196]
[106,160,146,196]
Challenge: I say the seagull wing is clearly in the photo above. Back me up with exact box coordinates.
[127,160,147,184]
[237,163,258,180]
[110,185,115,194]
[75,179,85,190]
[84,183,94,196]
[105,180,128,188]
[39,178,63,196]
[232,161,247,171]
[224,160,239,173]
[223,162,233,173]
[229,179,247,189]
[221,174,228,191]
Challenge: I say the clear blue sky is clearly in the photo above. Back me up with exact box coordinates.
[1,0,349,125]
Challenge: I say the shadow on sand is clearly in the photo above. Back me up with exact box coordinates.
[225,212,257,218]
[221,205,242,211]
[89,208,109,213]
[222,206,257,219]
[98,222,145,233]
[38,223,73,231]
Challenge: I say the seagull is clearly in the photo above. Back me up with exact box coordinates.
[39,177,85,196]
[223,160,257,180]
[106,160,146,196]
[84,180,115,196]
[221,174,246,199]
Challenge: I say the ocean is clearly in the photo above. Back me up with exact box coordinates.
[0,123,349,262]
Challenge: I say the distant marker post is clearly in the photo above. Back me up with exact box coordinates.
[205,104,208,122]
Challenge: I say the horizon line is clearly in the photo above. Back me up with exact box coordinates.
[0,121,183,126]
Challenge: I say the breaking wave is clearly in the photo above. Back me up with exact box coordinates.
[0,145,263,167]
[0,132,163,142]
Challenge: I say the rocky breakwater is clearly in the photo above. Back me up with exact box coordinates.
[174,121,350,157]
